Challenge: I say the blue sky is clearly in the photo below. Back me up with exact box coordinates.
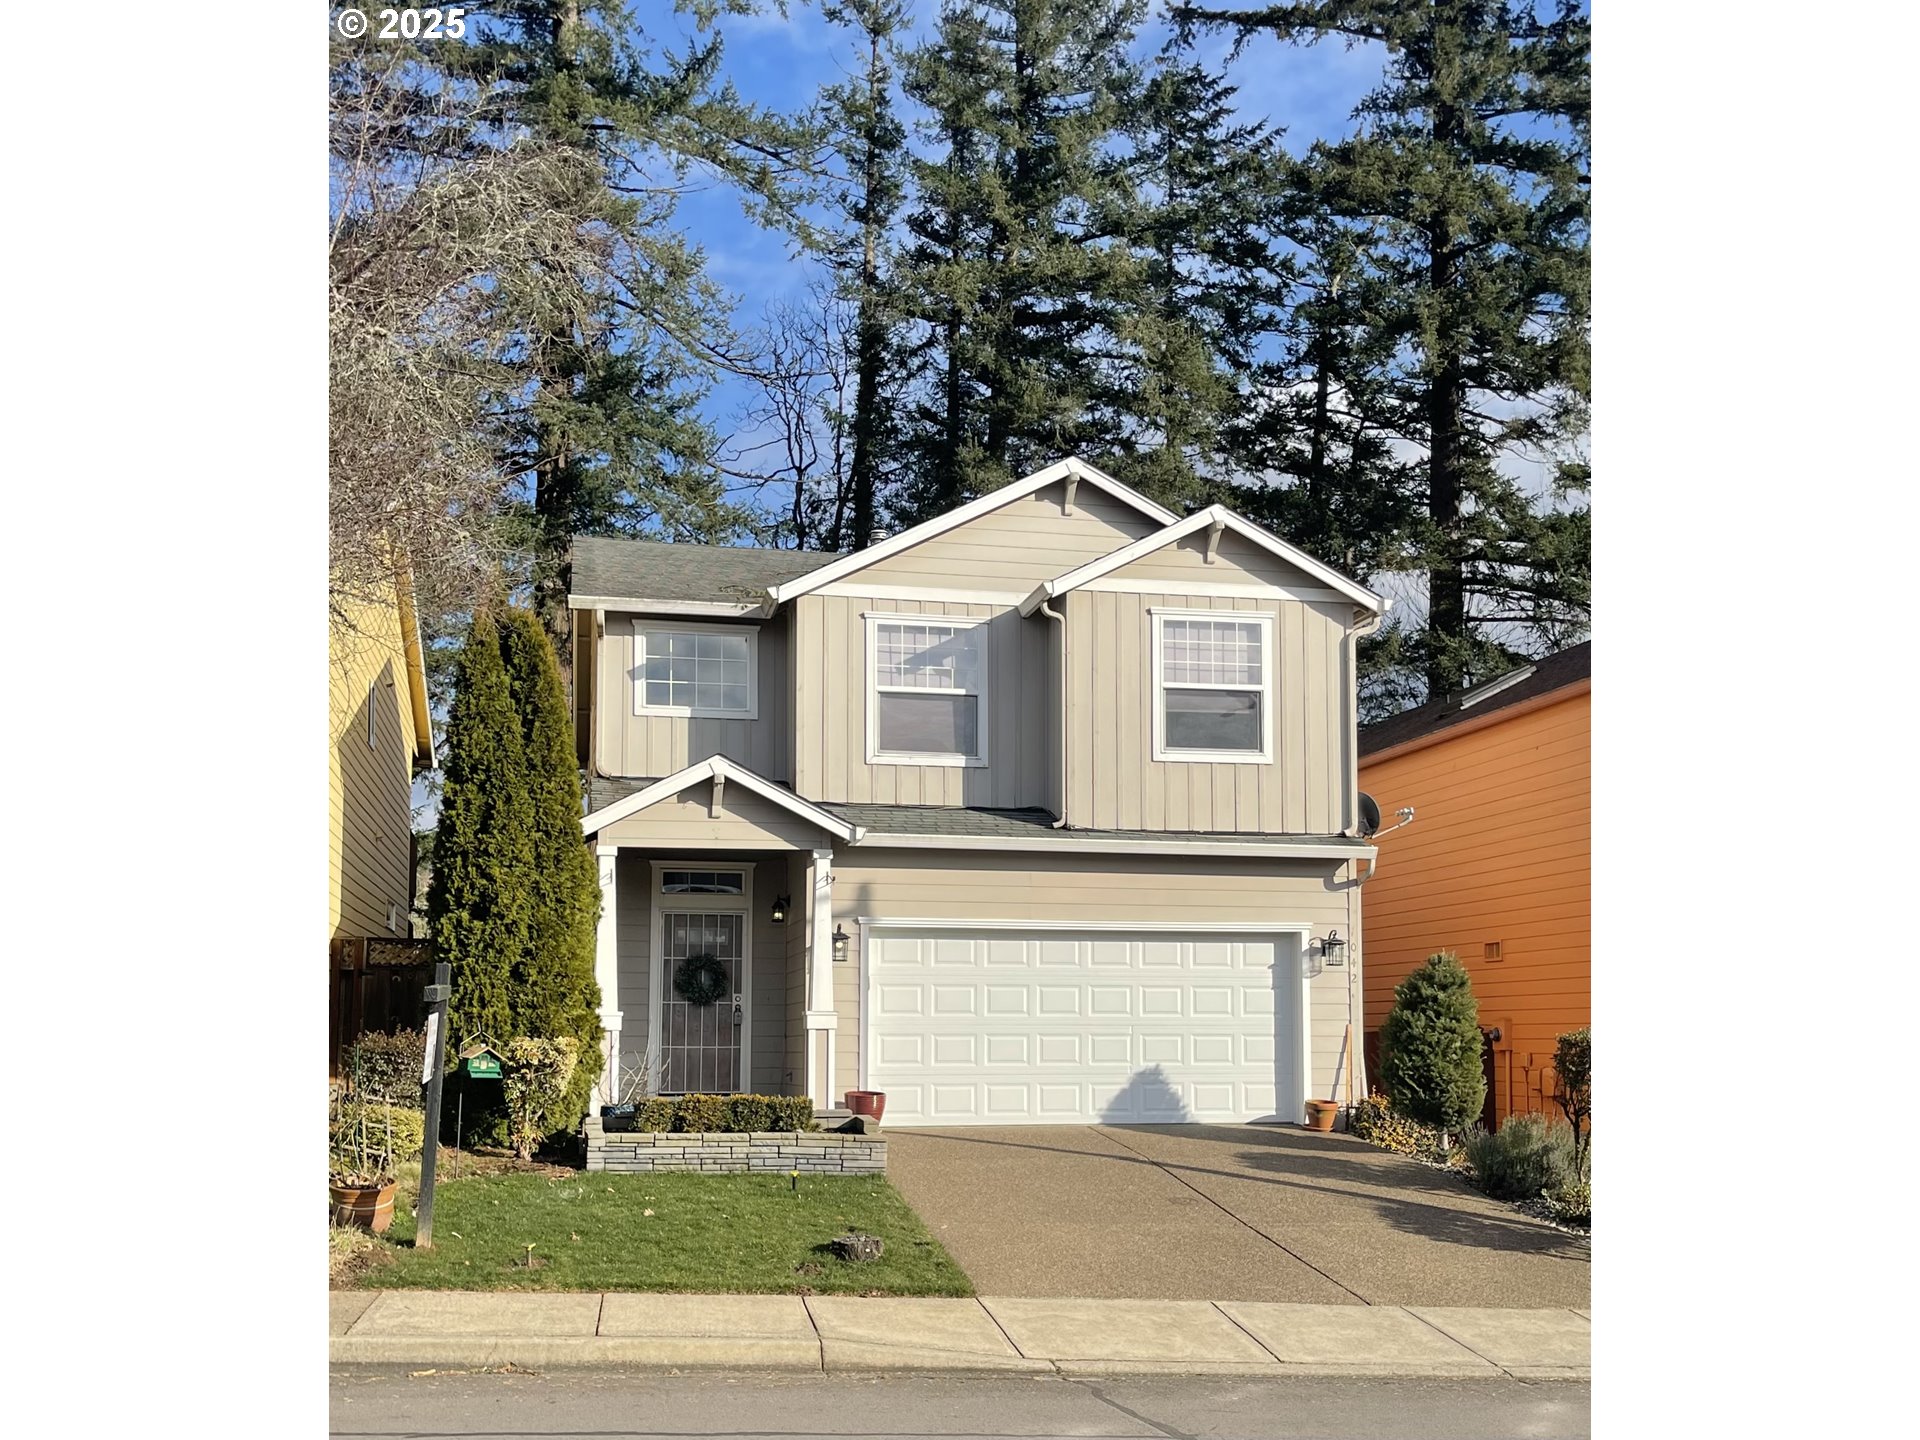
[663,1,1390,492]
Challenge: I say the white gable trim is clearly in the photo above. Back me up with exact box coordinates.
[580,754,864,842]
[1018,504,1386,616]
[765,458,1179,606]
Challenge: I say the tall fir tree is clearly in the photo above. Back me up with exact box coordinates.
[432,2,821,657]
[821,1,912,549]
[1181,0,1591,698]
[1106,51,1293,510]
[426,611,536,1052]
[1378,951,1486,1137]
[498,608,605,1132]
[897,0,1148,518]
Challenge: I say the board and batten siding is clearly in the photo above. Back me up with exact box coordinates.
[595,610,792,781]
[612,850,797,1097]
[850,481,1160,591]
[329,592,421,941]
[1359,688,1589,1125]
[826,849,1362,1110]
[791,595,1053,808]
[1062,586,1352,834]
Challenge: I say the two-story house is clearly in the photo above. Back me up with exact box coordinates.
[329,568,435,1072]
[570,458,1386,1127]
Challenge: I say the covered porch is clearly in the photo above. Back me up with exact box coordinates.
[582,756,862,1110]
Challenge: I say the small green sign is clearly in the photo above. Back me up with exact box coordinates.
[465,1053,502,1080]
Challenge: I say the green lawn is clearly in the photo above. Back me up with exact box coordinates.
[351,1171,973,1296]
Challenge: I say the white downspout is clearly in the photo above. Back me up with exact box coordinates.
[1041,597,1070,828]
[1343,601,1387,1103]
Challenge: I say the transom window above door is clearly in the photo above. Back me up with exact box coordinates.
[635,622,758,718]
[660,869,746,895]
[866,614,989,766]
[1153,611,1273,762]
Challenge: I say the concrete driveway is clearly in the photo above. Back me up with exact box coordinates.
[886,1124,1589,1308]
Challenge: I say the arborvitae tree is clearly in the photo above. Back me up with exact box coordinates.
[1180,1,1591,698]
[897,0,1147,515]
[433,2,821,657]
[822,0,911,549]
[498,608,604,1133]
[1378,951,1486,1138]
[426,611,536,1052]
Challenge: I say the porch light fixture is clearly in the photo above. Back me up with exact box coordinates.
[1318,931,1348,968]
[770,894,790,924]
[832,924,850,962]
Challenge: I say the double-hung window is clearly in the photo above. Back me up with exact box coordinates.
[866,614,988,765]
[1152,610,1273,762]
[634,622,758,719]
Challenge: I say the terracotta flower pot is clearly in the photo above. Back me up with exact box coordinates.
[845,1090,887,1123]
[1303,1100,1340,1132]
[330,1179,397,1233]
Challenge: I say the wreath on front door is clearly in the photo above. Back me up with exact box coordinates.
[673,952,730,1007]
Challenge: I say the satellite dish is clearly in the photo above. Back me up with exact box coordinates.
[1356,793,1381,838]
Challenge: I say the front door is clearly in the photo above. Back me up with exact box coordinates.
[658,909,745,1093]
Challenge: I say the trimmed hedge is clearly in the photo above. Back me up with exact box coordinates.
[606,1093,815,1134]
[344,1030,426,1107]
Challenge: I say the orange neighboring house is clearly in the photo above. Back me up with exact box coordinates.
[1358,641,1589,1127]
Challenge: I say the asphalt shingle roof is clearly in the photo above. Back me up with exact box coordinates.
[570,535,839,606]
[582,776,1363,847]
[1359,641,1591,758]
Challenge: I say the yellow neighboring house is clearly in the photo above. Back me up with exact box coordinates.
[329,570,435,1073]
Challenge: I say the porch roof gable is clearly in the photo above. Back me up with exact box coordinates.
[580,755,865,843]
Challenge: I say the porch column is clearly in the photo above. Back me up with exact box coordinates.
[594,844,623,1106]
[804,846,837,1108]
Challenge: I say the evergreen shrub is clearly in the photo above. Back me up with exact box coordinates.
[1461,1113,1577,1201]
[1378,951,1486,1134]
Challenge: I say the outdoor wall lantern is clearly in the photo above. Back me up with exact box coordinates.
[770,894,790,924]
[1318,931,1348,968]
[832,924,851,962]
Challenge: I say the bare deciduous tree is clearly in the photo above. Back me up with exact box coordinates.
[328,37,618,628]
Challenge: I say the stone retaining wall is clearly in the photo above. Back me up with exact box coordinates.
[584,1119,885,1174]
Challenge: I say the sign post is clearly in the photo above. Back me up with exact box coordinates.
[415,962,452,1250]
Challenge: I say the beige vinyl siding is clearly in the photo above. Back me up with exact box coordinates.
[784,850,811,1094]
[612,851,796,1095]
[595,781,831,850]
[1100,527,1333,591]
[850,481,1160,590]
[1062,589,1351,833]
[329,593,420,941]
[827,848,1361,1107]
[595,611,792,781]
[791,595,1053,807]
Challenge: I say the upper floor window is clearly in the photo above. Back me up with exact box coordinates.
[1152,610,1273,763]
[866,614,989,767]
[635,621,758,719]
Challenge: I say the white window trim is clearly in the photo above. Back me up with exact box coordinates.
[647,859,754,1096]
[1150,607,1275,765]
[632,619,760,721]
[863,611,990,768]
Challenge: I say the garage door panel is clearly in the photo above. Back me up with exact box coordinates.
[867,927,1300,1127]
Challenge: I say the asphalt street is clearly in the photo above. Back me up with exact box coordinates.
[329,1367,1591,1440]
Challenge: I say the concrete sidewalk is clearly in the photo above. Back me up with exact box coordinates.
[330,1292,1588,1380]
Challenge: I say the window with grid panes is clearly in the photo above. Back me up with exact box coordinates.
[1155,613,1270,757]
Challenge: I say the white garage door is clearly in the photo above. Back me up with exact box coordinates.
[864,926,1306,1126]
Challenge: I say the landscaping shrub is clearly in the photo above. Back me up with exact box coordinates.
[1346,1091,1453,1164]
[502,1036,581,1160]
[345,1030,426,1107]
[1544,1176,1591,1227]
[1461,1112,1577,1201]
[1552,1027,1592,1170]
[619,1093,816,1133]
[1378,951,1486,1137]
[330,1101,426,1180]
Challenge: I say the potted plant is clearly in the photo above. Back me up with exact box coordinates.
[1304,1099,1340,1131]
[845,1089,886,1123]
[329,1090,399,1233]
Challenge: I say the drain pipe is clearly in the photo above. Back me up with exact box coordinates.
[1040,599,1070,826]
